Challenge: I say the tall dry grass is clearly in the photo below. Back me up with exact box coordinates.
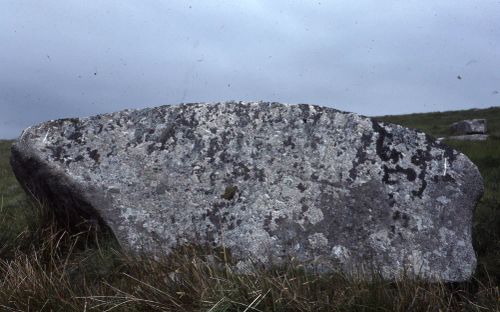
[0,215,498,311]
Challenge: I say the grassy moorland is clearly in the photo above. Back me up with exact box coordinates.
[376,106,500,139]
[0,106,498,311]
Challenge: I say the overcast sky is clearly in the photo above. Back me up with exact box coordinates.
[1,1,499,139]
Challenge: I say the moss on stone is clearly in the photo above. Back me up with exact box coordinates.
[221,185,238,200]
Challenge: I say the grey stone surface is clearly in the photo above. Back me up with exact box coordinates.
[449,119,487,135]
[10,102,483,281]
[447,134,489,141]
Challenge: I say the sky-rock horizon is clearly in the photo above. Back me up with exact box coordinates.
[1,0,499,139]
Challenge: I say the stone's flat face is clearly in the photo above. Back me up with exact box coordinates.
[11,102,483,281]
[448,134,489,141]
[450,119,487,135]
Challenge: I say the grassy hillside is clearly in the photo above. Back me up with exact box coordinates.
[0,140,40,257]
[376,106,500,138]
[0,106,499,311]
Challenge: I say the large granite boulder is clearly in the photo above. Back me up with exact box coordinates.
[11,102,483,281]
[449,119,487,135]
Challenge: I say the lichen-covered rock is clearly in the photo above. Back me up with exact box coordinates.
[449,119,487,135]
[10,102,483,281]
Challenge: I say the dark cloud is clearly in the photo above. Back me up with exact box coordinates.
[1,0,499,138]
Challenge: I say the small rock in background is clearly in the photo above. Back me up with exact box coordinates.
[447,119,488,141]
[447,134,489,141]
[449,119,487,135]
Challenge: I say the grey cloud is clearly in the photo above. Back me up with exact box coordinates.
[1,0,499,138]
